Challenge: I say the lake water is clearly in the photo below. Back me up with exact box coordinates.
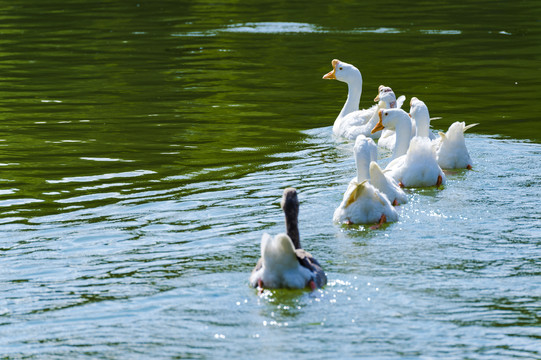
[1,1,540,359]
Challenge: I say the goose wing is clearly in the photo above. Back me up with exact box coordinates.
[295,249,327,288]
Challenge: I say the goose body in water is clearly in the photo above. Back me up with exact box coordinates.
[323,59,392,140]
[410,97,478,169]
[436,122,478,169]
[347,134,408,205]
[250,188,327,290]
[378,94,440,151]
[333,135,399,227]
[372,109,446,188]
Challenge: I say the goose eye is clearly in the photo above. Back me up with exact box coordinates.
[385,112,388,116]
[339,67,343,70]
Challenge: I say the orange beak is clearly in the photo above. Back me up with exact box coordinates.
[374,94,380,102]
[322,59,340,79]
[371,110,385,134]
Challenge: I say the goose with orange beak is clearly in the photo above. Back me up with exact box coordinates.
[372,109,446,188]
[323,59,383,140]
[372,85,410,150]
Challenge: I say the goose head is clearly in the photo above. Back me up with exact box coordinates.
[371,108,412,133]
[410,97,430,123]
[374,86,398,109]
[374,85,394,101]
[322,59,362,85]
[281,187,299,220]
[409,96,422,109]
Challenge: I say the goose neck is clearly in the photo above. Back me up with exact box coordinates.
[337,79,362,120]
[414,112,431,138]
[355,150,371,182]
[284,208,301,250]
[392,117,412,159]
[365,103,384,128]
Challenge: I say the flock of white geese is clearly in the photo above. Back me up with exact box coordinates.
[250,59,478,292]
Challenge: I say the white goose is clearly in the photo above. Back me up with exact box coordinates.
[345,134,408,205]
[250,188,327,290]
[378,94,440,151]
[323,59,381,140]
[371,109,446,188]
[333,135,398,228]
[410,97,478,169]
[436,122,478,169]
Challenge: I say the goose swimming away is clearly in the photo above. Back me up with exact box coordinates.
[250,188,327,291]
[347,134,408,205]
[323,59,382,140]
[410,97,478,169]
[409,97,435,139]
[333,135,399,228]
[378,92,443,151]
[372,109,446,188]
[436,122,478,169]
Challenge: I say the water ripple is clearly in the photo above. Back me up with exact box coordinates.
[46,170,156,184]
[174,22,461,37]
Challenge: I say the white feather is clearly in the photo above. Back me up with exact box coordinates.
[249,233,313,289]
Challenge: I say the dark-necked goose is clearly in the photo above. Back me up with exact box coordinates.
[250,188,326,290]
